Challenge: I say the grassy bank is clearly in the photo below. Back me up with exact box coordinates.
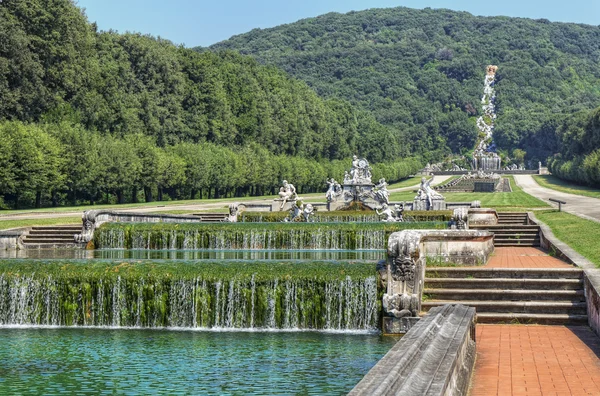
[535,210,600,267]
[533,175,600,199]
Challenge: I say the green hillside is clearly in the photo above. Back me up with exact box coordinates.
[210,7,600,162]
[0,0,419,209]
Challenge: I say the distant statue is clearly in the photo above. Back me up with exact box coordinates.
[284,201,315,223]
[302,203,315,222]
[325,178,342,202]
[417,177,443,208]
[373,178,390,205]
[376,203,397,222]
[343,171,351,184]
[349,155,372,184]
[278,180,297,210]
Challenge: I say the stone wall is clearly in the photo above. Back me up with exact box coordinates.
[0,230,25,250]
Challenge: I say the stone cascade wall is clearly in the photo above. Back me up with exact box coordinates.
[350,304,476,396]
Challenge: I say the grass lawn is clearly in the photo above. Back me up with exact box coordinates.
[533,175,600,199]
[535,210,600,268]
[387,176,423,189]
[0,194,281,216]
[0,217,81,231]
[389,177,549,209]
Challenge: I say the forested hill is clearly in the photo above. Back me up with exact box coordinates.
[0,0,401,162]
[209,7,600,163]
[0,0,422,209]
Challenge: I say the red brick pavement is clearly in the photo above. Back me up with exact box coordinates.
[470,325,600,395]
[485,247,573,269]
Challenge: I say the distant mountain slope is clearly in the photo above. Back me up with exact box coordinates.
[209,7,600,162]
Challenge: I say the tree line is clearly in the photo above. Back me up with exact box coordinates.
[0,0,403,163]
[547,107,600,186]
[0,121,422,209]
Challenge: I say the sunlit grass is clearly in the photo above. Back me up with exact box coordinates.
[533,175,600,199]
[535,210,600,268]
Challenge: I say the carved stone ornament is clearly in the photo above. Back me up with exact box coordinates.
[391,255,416,284]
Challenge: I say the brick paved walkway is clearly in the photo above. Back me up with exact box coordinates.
[470,325,600,395]
[485,247,573,269]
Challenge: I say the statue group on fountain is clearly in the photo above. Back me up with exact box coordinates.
[284,201,315,223]
[325,178,343,202]
[414,177,445,211]
[349,155,372,184]
[376,203,405,222]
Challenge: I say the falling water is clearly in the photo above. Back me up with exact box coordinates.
[0,271,379,330]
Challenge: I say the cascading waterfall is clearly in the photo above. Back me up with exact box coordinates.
[473,65,501,171]
[94,222,444,250]
[0,262,379,330]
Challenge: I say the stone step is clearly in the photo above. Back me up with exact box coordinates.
[30,226,81,230]
[28,230,80,235]
[474,228,539,233]
[23,238,76,244]
[422,301,587,315]
[423,288,585,302]
[424,278,583,290]
[471,225,539,230]
[24,234,76,239]
[493,237,540,243]
[425,268,582,279]
[494,241,540,247]
[475,313,588,325]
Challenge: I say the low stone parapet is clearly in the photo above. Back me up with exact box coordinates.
[350,304,476,396]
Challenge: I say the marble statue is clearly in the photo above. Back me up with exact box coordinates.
[373,178,390,205]
[376,203,397,222]
[284,201,315,222]
[349,155,372,184]
[278,180,297,210]
[325,178,342,202]
[414,177,446,211]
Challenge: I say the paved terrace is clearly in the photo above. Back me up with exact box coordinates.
[470,246,600,395]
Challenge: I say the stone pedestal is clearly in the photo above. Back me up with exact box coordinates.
[271,199,297,212]
[413,197,447,211]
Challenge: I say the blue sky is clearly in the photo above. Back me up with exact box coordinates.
[76,0,600,48]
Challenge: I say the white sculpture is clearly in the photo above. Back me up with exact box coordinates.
[376,203,397,222]
[278,180,297,210]
[325,178,342,202]
[373,178,390,205]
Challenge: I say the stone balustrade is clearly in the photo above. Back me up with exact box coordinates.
[350,304,476,396]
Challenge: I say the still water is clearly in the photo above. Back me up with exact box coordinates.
[0,248,385,261]
[0,328,397,395]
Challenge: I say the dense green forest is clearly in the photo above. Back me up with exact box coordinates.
[209,7,600,164]
[548,106,600,186]
[0,0,418,209]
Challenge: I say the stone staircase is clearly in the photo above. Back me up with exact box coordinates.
[192,213,228,222]
[422,267,587,325]
[470,212,540,247]
[22,225,82,248]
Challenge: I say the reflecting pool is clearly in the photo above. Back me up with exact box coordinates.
[0,328,398,395]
